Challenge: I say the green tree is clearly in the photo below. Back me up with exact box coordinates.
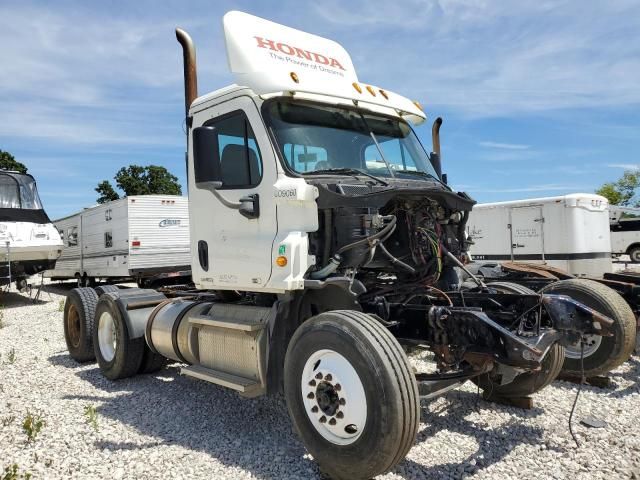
[95,180,120,204]
[0,150,28,174]
[596,170,640,206]
[96,165,182,203]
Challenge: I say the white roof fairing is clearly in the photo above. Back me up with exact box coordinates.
[221,11,426,124]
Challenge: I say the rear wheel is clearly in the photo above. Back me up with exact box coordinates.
[63,288,99,362]
[472,343,565,398]
[540,279,636,377]
[475,282,564,397]
[629,246,640,263]
[284,310,419,480]
[93,293,145,380]
[94,285,119,296]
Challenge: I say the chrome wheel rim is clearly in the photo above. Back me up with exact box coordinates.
[301,349,367,445]
[97,311,117,362]
[565,334,602,359]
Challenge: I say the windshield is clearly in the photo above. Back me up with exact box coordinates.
[264,100,439,180]
[0,173,44,209]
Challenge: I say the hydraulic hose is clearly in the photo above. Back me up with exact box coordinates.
[310,215,397,280]
[377,242,416,274]
[336,215,397,255]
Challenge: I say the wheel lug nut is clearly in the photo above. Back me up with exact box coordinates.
[339,398,346,406]
[336,411,344,419]
[325,374,332,381]
[307,392,315,399]
[329,418,337,425]
[311,406,318,413]
[315,372,323,380]
[309,379,316,387]
[335,383,341,391]
[319,416,327,423]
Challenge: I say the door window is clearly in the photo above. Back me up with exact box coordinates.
[206,112,263,189]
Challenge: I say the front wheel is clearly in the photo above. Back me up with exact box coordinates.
[284,310,419,480]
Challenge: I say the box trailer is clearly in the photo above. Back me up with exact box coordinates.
[46,195,190,286]
[468,193,612,277]
[609,206,640,262]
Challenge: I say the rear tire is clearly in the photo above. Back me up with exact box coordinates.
[94,285,119,296]
[629,247,640,263]
[475,282,564,396]
[138,347,168,374]
[472,343,565,397]
[63,288,99,362]
[540,279,636,377]
[284,310,419,480]
[93,293,144,380]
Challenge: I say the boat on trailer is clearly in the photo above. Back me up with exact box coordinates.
[0,169,62,290]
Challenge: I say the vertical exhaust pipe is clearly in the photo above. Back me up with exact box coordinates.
[431,117,443,180]
[175,28,198,120]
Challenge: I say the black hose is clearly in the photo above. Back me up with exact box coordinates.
[378,242,416,274]
[337,215,397,255]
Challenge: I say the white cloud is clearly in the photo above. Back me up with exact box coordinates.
[607,164,639,170]
[311,0,640,117]
[470,183,589,194]
[479,141,530,150]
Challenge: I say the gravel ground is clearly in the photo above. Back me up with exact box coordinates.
[1,282,639,480]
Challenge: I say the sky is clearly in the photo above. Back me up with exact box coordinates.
[1,0,639,219]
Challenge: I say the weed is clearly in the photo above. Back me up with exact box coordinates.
[84,405,99,431]
[1,464,32,480]
[22,411,45,443]
[58,300,65,312]
[7,349,15,365]
[1,415,14,427]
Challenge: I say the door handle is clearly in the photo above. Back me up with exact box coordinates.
[239,194,260,219]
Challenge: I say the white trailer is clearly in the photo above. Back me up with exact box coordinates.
[46,195,190,285]
[609,206,640,262]
[468,193,612,277]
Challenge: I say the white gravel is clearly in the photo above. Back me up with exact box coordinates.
[1,282,639,479]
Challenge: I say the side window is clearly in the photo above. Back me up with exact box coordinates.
[58,228,65,242]
[104,231,113,248]
[206,112,263,189]
[364,140,417,171]
[67,227,78,246]
[283,144,328,172]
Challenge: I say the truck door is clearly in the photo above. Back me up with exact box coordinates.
[189,96,278,290]
[509,206,545,262]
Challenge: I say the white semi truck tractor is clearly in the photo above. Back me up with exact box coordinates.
[63,11,616,479]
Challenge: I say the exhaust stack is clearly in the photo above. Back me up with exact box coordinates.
[431,117,443,179]
[176,28,198,119]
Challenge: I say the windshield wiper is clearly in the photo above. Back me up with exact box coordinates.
[305,168,389,186]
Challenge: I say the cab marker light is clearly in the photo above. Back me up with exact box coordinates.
[366,85,376,96]
[379,89,389,99]
[352,82,362,94]
[290,71,299,83]
[276,256,288,267]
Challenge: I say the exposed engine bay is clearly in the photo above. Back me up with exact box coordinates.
[304,182,614,384]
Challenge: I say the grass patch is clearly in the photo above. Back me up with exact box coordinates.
[84,405,99,431]
[1,464,32,480]
[22,411,45,443]
[58,300,65,312]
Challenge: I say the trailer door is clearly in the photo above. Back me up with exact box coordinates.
[509,206,545,262]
